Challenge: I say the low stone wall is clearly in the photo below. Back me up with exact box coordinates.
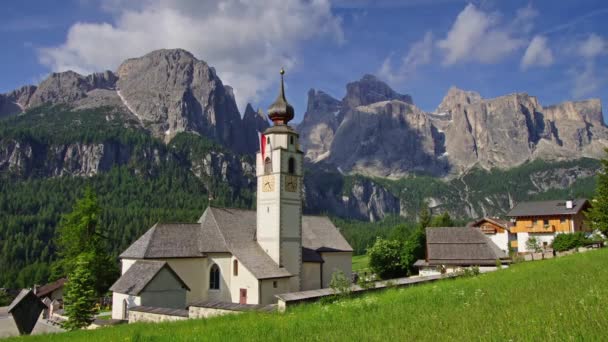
[188,307,243,319]
[128,306,188,324]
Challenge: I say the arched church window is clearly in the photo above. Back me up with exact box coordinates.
[264,157,272,174]
[209,264,220,290]
[290,136,294,145]
[233,260,238,276]
[288,157,295,174]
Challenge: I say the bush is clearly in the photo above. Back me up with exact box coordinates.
[552,232,589,252]
[329,270,351,297]
[368,238,406,280]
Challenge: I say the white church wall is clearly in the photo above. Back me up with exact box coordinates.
[121,259,137,273]
[111,292,141,320]
[139,268,187,309]
[487,231,509,254]
[207,253,233,303]
[165,258,207,304]
[229,257,259,304]
[321,252,353,288]
[301,262,322,291]
[259,278,290,305]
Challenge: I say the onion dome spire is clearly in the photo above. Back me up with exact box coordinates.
[267,68,295,125]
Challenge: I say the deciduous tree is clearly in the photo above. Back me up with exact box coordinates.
[586,149,608,234]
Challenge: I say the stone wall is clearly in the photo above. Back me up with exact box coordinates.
[188,306,242,319]
[128,310,187,323]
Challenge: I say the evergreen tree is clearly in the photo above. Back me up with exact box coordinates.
[53,187,117,296]
[586,149,608,234]
[418,202,431,229]
[62,253,98,330]
[429,212,455,227]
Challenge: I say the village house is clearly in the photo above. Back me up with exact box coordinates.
[414,227,510,276]
[110,71,353,320]
[507,199,591,252]
[34,278,66,302]
[467,217,516,254]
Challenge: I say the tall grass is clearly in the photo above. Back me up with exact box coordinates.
[11,249,608,341]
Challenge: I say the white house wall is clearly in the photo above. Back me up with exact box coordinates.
[259,278,290,305]
[516,232,556,252]
[229,256,260,304]
[111,292,141,320]
[301,262,322,291]
[139,268,187,309]
[206,253,233,303]
[487,231,509,254]
[163,258,208,304]
[320,252,352,288]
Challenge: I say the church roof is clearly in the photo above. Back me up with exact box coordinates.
[109,260,190,295]
[302,216,353,252]
[119,207,352,280]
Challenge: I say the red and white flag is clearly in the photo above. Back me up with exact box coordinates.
[258,131,266,160]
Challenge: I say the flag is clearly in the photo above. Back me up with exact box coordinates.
[258,131,266,160]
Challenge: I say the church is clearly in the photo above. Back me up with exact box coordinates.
[110,70,353,320]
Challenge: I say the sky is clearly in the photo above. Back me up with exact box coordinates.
[1,0,607,123]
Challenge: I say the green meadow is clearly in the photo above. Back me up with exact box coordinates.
[351,254,369,272]
[10,249,608,341]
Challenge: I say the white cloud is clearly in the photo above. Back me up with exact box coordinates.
[579,33,607,58]
[570,61,601,98]
[378,31,433,84]
[436,3,526,65]
[521,35,554,69]
[569,33,607,98]
[38,0,344,111]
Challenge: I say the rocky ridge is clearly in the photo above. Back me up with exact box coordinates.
[299,78,608,178]
[0,49,268,154]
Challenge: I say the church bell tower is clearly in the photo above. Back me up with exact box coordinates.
[256,69,303,291]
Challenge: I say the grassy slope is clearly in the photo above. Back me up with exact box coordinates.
[12,249,608,341]
[352,254,369,272]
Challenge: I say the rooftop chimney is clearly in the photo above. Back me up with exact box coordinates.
[566,200,573,209]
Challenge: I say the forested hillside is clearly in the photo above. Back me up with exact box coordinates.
[0,104,601,289]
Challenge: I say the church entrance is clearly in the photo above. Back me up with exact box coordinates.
[239,289,247,304]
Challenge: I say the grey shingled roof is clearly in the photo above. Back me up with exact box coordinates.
[302,247,324,263]
[507,199,589,217]
[302,216,353,252]
[119,207,351,280]
[120,223,225,259]
[109,260,190,295]
[424,227,508,266]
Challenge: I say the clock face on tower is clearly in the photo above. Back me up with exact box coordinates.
[262,175,275,192]
[285,175,298,192]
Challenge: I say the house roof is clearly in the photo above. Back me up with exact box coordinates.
[507,199,589,217]
[110,260,189,295]
[36,278,67,298]
[423,227,508,266]
[302,216,353,252]
[467,217,513,231]
[302,247,324,263]
[119,207,352,280]
[8,289,45,313]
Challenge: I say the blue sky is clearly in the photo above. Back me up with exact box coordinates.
[1,0,607,122]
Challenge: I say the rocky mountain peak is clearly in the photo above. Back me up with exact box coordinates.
[343,74,413,108]
[115,48,242,146]
[436,86,482,113]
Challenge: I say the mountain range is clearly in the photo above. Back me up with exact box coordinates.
[0,48,605,221]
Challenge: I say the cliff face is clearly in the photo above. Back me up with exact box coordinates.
[299,78,608,178]
[298,75,415,164]
[439,89,608,172]
[0,49,265,154]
